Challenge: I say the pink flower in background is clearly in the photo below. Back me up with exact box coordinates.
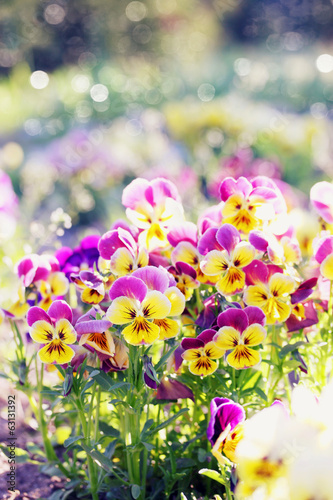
[310,181,333,224]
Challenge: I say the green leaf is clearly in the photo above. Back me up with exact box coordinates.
[145,408,189,436]
[131,484,141,499]
[141,418,154,436]
[279,341,306,359]
[109,399,136,414]
[99,421,120,438]
[64,435,84,448]
[80,442,122,475]
[142,441,154,451]
[199,468,226,485]
[254,387,267,401]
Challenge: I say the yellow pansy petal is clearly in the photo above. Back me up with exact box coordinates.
[164,286,185,316]
[216,267,245,295]
[141,290,171,319]
[200,250,230,276]
[81,287,104,304]
[125,206,152,229]
[122,318,160,345]
[30,320,54,344]
[49,272,69,296]
[39,296,53,311]
[231,242,255,268]
[110,247,135,276]
[55,318,77,345]
[38,340,75,364]
[106,296,139,325]
[214,326,240,350]
[137,248,149,269]
[268,273,296,297]
[243,284,270,308]
[189,357,218,376]
[243,324,266,347]
[227,346,261,369]
[80,331,115,356]
[204,341,225,359]
[40,280,51,297]
[8,300,29,319]
[182,348,203,361]
[320,254,333,280]
[171,242,200,268]
[155,318,180,340]
[222,193,244,218]
[264,298,291,325]
[223,423,244,463]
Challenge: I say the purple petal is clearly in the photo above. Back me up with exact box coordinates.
[217,308,248,332]
[122,178,151,209]
[243,260,269,286]
[80,234,100,251]
[109,276,147,302]
[167,222,198,247]
[55,247,73,268]
[197,203,223,235]
[149,177,181,205]
[198,228,222,255]
[98,229,136,260]
[286,301,319,332]
[181,337,204,350]
[144,372,158,389]
[250,186,277,201]
[27,307,52,327]
[195,294,219,329]
[249,231,269,252]
[16,255,39,287]
[291,278,317,304]
[48,300,73,323]
[132,266,169,293]
[76,319,111,335]
[175,261,197,280]
[243,306,266,327]
[156,378,194,401]
[197,328,217,345]
[207,397,245,445]
[216,224,240,254]
[314,236,333,264]
[310,181,333,224]
[79,271,104,291]
[219,177,252,202]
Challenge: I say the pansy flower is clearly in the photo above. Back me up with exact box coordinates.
[169,223,219,284]
[132,266,186,340]
[181,329,225,376]
[39,272,69,310]
[75,308,115,357]
[106,275,171,345]
[243,260,297,324]
[122,177,184,251]
[214,307,266,370]
[98,227,148,276]
[200,224,255,295]
[249,230,301,266]
[168,261,200,300]
[71,270,106,304]
[27,300,77,364]
[220,176,283,233]
[207,397,246,463]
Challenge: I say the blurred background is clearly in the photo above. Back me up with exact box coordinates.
[1,0,333,300]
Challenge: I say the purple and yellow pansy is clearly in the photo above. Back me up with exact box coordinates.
[27,300,77,364]
[214,307,267,370]
[200,224,255,295]
[181,329,225,376]
[106,275,172,345]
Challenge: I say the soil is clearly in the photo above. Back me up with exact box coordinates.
[0,381,67,500]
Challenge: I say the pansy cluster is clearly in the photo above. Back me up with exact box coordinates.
[5,175,322,373]
[4,173,333,499]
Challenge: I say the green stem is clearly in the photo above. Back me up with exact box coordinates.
[34,360,68,476]
[76,397,99,500]
[225,482,233,500]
